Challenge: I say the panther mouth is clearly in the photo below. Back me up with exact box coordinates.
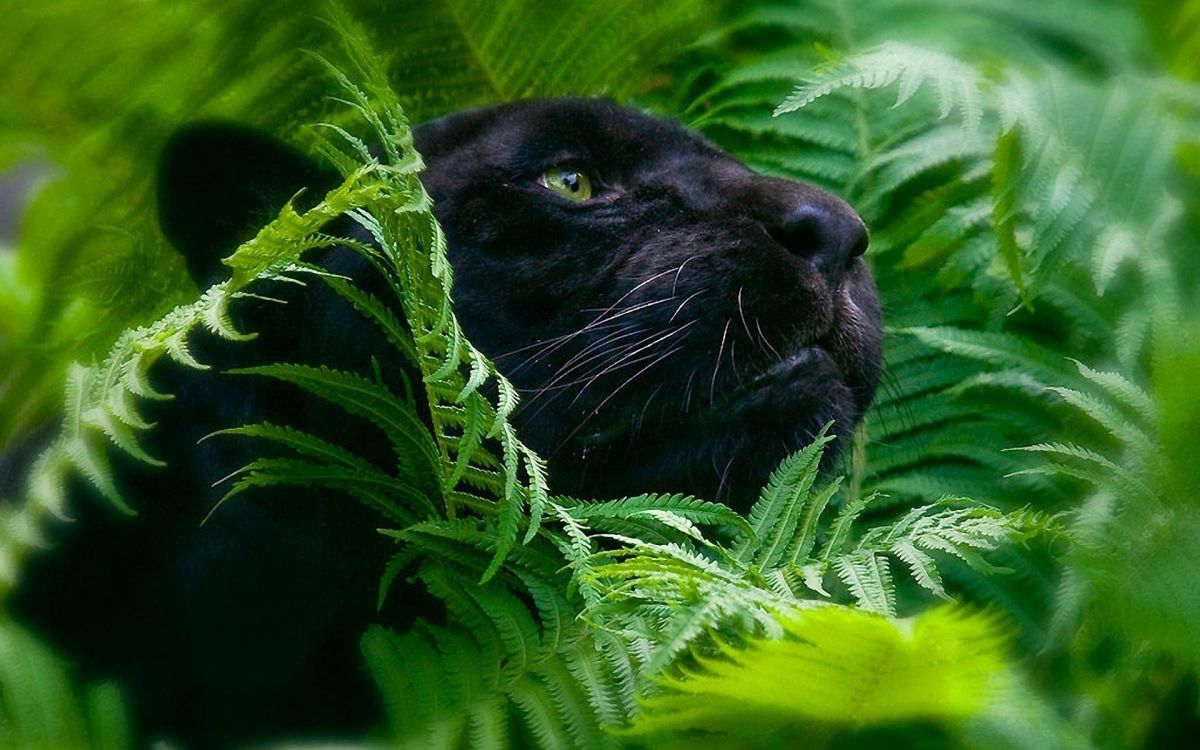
[720,345,846,414]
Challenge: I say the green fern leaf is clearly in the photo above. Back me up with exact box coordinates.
[627,605,1007,735]
[992,127,1029,302]
[483,423,525,582]
[834,550,896,615]
[465,694,507,750]
[905,326,1075,384]
[564,493,747,531]
[776,42,986,133]
[215,456,427,523]
[735,423,834,567]
[785,477,843,566]
[818,492,879,562]
[320,275,419,366]
[228,363,442,493]
[0,620,132,750]
[889,539,948,599]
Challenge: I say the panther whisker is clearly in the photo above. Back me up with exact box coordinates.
[494,318,622,362]
[878,368,917,436]
[504,323,630,377]
[577,264,689,325]
[729,338,745,388]
[507,291,674,376]
[714,452,738,500]
[522,323,694,421]
[510,271,688,370]
[552,343,689,453]
[709,319,732,406]
[518,319,646,375]
[568,322,698,405]
[581,295,675,325]
[683,367,698,414]
[754,317,782,360]
[590,343,688,415]
[535,293,680,370]
[671,254,700,296]
[736,287,755,343]
[635,382,667,433]
[669,289,705,323]
[523,326,648,395]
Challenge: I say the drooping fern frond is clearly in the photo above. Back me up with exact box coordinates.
[0,169,385,590]
[299,19,556,576]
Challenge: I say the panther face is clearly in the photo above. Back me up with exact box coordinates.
[416,99,882,506]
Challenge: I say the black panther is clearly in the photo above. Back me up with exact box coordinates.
[9,99,881,747]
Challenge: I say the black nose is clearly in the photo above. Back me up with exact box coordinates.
[770,202,869,284]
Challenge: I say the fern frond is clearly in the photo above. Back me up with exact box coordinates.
[904,327,1075,384]
[776,42,987,133]
[834,551,896,615]
[564,494,747,531]
[230,364,440,481]
[735,423,834,567]
[627,605,1007,738]
[1070,359,1155,425]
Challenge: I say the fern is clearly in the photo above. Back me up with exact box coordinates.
[626,605,1007,739]
[368,431,1040,746]
[734,422,835,568]
[366,521,623,750]
[776,42,987,133]
[0,619,131,750]
[578,435,1042,648]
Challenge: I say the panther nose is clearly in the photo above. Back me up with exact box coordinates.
[771,202,869,284]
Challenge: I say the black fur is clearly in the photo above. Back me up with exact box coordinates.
[419,99,881,504]
[9,98,881,747]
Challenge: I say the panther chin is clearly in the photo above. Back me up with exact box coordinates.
[729,347,849,413]
[559,338,873,509]
[416,97,883,508]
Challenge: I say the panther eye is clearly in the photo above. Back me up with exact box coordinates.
[538,167,593,201]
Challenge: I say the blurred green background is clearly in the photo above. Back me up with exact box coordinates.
[2,1,1199,748]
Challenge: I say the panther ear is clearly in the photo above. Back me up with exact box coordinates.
[157,123,337,286]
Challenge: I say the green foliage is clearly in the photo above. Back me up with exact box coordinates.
[377,0,710,120]
[0,619,130,750]
[2,1,1199,749]
[0,0,707,457]
[627,605,1007,741]
[0,160,397,589]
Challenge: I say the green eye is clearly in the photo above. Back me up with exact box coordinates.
[539,167,593,201]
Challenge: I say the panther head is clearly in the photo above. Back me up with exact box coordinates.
[415,99,882,506]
